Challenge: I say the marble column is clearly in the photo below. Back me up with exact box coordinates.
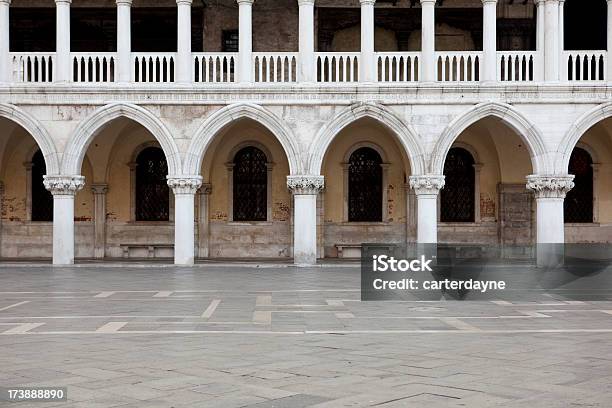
[116,0,132,82]
[168,176,202,266]
[0,0,10,83]
[526,175,574,244]
[55,0,72,82]
[544,0,560,81]
[176,0,193,82]
[360,0,376,82]
[237,0,254,83]
[298,0,315,82]
[43,175,85,265]
[287,175,324,266]
[409,175,445,244]
[91,184,108,259]
[197,184,212,258]
[420,0,436,82]
[608,0,612,81]
[535,0,545,81]
[481,0,497,82]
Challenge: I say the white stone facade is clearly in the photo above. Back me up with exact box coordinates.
[1,0,612,265]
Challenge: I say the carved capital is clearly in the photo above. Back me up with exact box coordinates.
[43,175,85,196]
[116,0,132,5]
[0,0,11,6]
[287,175,324,195]
[360,0,376,5]
[236,0,255,5]
[91,183,109,195]
[176,0,192,5]
[167,176,203,195]
[199,183,212,195]
[482,0,497,4]
[409,175,445,196]
[297,0,315,5]
[420,0,436,4]
[526,175,575,199]
[55,0,72,4]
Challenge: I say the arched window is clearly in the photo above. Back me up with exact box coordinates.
[135,147,169,221]
[348,147,383,222]
[565,147,593,223]
[441,147,475,223]
[31,149,53,222]
[233,146,268,222]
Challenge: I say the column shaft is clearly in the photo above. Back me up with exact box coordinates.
[55,0,72,82]
[237,0,254,83]
[288,176,324,266]
[536,0,545,80]
[420,0,436,82]
[544,0,560,81]
[0,0,10,83]
[409,175,445,244]
[116,0,132,82]
[177,0,192,82]
[298,0,315,82]
[608,0,612,80]
[360,0,375,82]
[92,184,108,259]
[482,0,497,82]
[168,177,202,266]
[197,184,211,258]
[526,175,574,244]
[43,176,85,265]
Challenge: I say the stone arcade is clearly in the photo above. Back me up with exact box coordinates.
[0,0,611,266]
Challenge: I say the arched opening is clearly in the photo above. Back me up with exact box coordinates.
[321,117,412,258]
[563,115,612,243]
[135,147,169,222]
[31,149,53,222]
[77,117,174,259]
[201,118,291,259]
[438,117,534,247]
[348,147,383,222]
[0,116,61,259]
[441,147,476,223]
[565,147,594,224]
[232,146,268,222]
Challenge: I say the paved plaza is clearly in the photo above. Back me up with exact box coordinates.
[1,264,612,407]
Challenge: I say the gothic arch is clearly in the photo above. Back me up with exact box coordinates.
[62,103,182,176]
[431,102,549,175]
[0,103,60,175]
[308,102,426,175]
[184,103,302,176]
[559,102,612,173]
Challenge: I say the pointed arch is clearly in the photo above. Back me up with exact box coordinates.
[431,102,550,175]
[0,103,60,175]
[62,103,182,176]
[559,102,612,173]
[308,102,426,175]
[184,103,302,176]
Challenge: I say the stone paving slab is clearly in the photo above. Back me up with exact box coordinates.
[1,265,612,407]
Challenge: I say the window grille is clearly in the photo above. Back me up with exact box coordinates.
[441,147,475,223]
[135,147,170,222]
[565,147,593,223]
[233,146,268,222]
[348,147,383,222]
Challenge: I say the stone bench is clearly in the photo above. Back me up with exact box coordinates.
[119,244,173,258]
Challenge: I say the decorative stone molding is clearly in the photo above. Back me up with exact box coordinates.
[116,0,132,5]
[409,175,445,196]
[297,0,315,5]
[236,0,255,4]
[199,183,212,195]
[176,0,192,4]
[526,175,575,199]
[167,176,203,195]
[91,183,109,195]
[0,1,11,5]
[43,175,85,196]
[287,175,324,195]
[360,0,376,5]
